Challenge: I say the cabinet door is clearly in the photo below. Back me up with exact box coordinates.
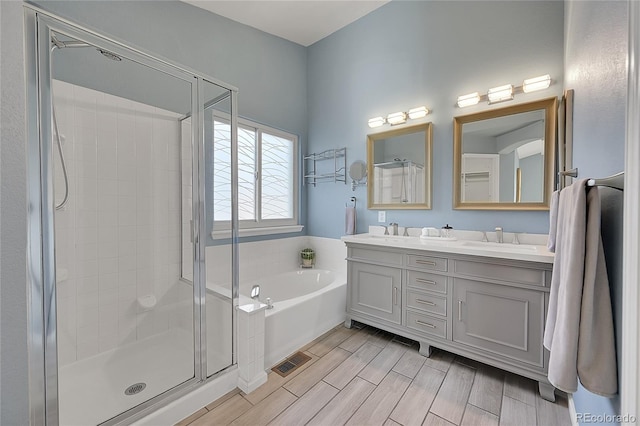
[349,262,401,324]
[453,278,545,367]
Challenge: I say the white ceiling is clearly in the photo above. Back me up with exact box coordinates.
[182,0,390,47]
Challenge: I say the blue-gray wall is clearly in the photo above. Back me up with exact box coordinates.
[34,0,309,244]
[565,0,627,423]
[306,1,564,238]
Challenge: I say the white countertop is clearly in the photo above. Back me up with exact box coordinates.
[341,233,555,264]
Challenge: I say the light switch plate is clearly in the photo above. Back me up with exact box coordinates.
[378,211,386,223]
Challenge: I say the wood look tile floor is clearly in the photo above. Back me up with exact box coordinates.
[177,324,572,426]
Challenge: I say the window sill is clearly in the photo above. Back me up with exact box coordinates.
[211,225,304,240]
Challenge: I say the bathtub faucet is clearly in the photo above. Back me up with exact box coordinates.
[250,284,260,300]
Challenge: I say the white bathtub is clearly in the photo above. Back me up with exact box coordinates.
[240,269,347,368]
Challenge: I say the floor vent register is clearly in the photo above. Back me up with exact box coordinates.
[272,351,312,377]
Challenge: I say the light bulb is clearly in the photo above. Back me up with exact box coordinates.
[386,111,407,125]
[408,106,429,119]
[457,92,480,108]
[487,84,514,103]
[523,74,551,93]
[368,116,385,128]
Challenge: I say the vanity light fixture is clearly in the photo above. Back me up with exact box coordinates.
[368,105,430,128]
[408,106,429,119]
[386,111,408,125]
[457,74,552,108]
[457,92,481,108]
[368,116,386,128]
[487,84,514,104]
[522,74,551,93]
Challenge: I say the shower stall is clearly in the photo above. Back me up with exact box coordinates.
[26,8,239,425]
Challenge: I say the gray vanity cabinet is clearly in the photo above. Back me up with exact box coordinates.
[344,242,556,401]
[348,262,402,325]
[452,278,545,368]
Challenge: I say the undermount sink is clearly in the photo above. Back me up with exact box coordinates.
[460,240,539,253]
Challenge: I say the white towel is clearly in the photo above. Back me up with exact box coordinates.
[544,179,617,397]
[345,206,356,235]
[547,190,560,251]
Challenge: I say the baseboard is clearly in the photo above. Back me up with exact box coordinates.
[238,370,268,394]
[568,393,578,426]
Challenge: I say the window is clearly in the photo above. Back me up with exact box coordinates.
[211,114,300,236]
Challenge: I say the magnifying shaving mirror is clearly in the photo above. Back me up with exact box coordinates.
[349,160,367,191]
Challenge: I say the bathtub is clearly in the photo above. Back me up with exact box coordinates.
[239,269,347,368]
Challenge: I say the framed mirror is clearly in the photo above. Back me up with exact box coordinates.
[367,122,432,209]
[453,97,557,210]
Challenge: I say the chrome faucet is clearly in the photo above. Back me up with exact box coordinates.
[495,227,503,243]
[389,223,399,236]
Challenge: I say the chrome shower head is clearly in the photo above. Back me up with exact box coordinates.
[97,48,122,61]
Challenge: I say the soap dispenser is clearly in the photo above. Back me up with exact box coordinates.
[441,224,453,239]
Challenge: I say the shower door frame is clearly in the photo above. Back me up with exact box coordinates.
[24,7,240,425]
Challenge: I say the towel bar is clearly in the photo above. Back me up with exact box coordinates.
[558,168,625,190]
[587,172,624,190]
[558,168,578,178]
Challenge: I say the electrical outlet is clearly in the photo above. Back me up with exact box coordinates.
[378,211,386,223]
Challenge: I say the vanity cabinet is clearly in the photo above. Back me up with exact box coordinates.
[452,278,545,368]
[344,242,556,401]
[349,262,402,325]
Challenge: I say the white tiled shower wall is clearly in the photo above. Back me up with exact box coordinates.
[53,80,185,366]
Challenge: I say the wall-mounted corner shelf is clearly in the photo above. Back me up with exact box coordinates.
[304,147,347,186]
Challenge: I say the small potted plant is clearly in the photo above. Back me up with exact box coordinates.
[300,248,315,268]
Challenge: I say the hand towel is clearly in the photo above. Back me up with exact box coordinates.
[547,190,560,251]
[345,206,356,235]
[543,179,617,396]
[577,187,617,396]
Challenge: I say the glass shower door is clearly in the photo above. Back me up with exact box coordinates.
[50,31,198,425]
[204,80,235,377]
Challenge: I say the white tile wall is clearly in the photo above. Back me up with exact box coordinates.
[204,236,347,290]
[53,80,184,366]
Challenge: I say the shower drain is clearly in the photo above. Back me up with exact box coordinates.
[124,383,146,396]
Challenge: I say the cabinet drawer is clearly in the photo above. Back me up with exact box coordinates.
[407,254,448,272]
[407,270,448,294]
[453,259,548,287]
[350,247,403,266]
[406,310,447,339]
[406,291,447,316]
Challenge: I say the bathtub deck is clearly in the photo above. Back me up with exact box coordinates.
[177,324,572,426]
